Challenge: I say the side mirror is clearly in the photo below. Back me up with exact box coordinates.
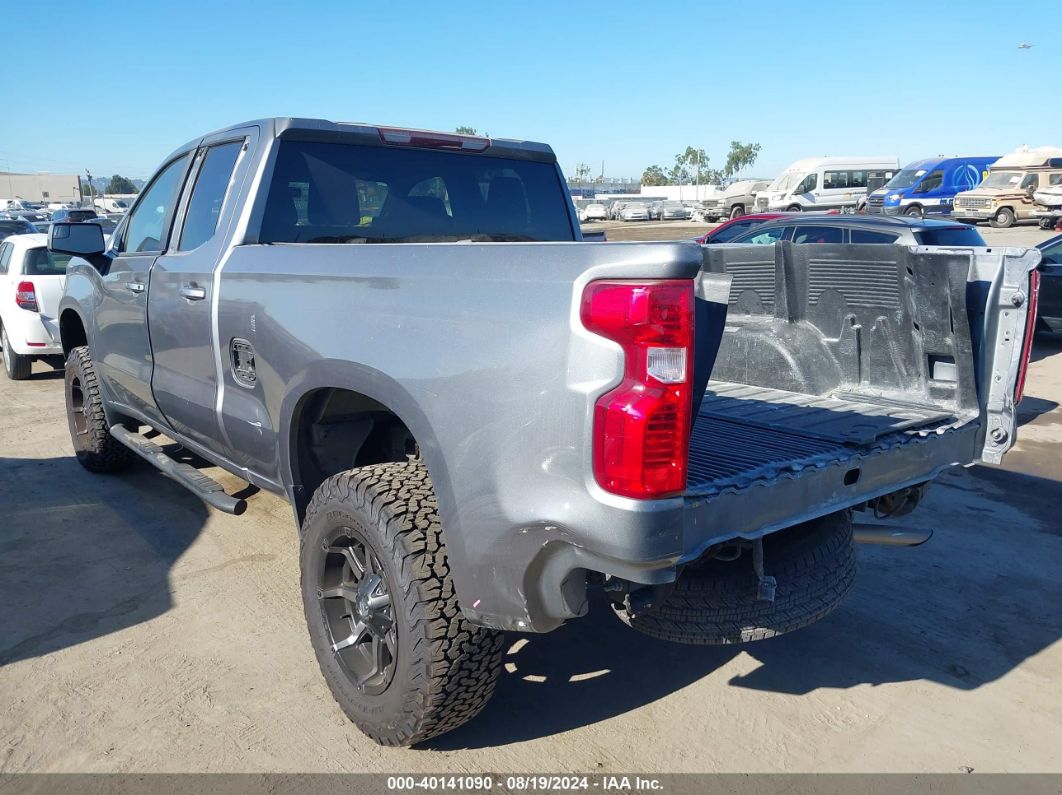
[49,222,106,257]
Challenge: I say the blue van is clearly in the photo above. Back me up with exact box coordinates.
[865,156,998,218]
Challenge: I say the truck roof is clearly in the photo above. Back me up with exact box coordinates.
[901,155,999,170]
[167,117,557,166]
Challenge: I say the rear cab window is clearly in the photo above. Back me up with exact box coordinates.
[258,140,575,244]
[916,227,986,246]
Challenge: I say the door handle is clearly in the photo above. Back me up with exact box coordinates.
[126,281,145,294]
[179,285,207,301]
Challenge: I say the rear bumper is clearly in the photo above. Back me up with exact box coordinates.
[468,420,979,634]
[4,314,63,356]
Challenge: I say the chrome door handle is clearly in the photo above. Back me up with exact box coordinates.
[179,285,207,301]
[126,281,145,294]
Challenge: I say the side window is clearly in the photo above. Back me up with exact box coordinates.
[178,141,243,251]
[848,170,868,189]
[915,170,945,194]
[0,242,11,274]
[1020,174,1039,191]
[797,173,818,193]
[711,219,755,242]
[734,226,786,245]
[792,225,843,244]
[119,154,191,254]
[850,229,899,244]
[823,171,849,190]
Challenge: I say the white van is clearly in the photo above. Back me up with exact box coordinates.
[93,196,134,214]
[756,156,900,213]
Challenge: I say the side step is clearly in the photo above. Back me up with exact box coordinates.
[110,425,248,515]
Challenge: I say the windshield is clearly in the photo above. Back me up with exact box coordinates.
[769,172,802,192]
[260,141,575,243]
[24,248,73,275]
[884,168,927,190]
[981,171,1023,189]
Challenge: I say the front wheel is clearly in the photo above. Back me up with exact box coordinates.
[990,207,1016,228]
[904,205,924,218]
[1,325,32,380]
[730,205,745,220]
[786,204,803,212]
[301,461,505,746]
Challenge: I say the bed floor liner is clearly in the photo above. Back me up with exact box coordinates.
[686,382,963,496]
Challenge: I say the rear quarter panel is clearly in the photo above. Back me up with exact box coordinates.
[216,240,704,628]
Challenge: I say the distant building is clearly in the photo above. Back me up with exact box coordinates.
[0,172,82,204]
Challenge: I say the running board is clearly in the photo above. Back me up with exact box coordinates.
[109,425,248,515]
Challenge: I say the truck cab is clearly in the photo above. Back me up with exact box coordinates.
[953,147,1062,228]
[865,156,997,218]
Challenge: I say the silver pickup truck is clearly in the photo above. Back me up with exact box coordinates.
[48,118,1040,747]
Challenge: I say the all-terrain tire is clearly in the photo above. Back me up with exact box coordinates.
[1,325,32,380]
[300,461,505,746]
[65,346,135,473]
[617,511,855,645]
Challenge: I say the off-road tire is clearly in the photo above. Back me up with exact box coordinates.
[65,346,135,473]
[617,511,855,645]
[300,461,505,746]
[1,325,32,380]
[990,207,1016,228]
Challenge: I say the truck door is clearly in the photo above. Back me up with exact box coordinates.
[148,128,256,454]
[94,152,193,425]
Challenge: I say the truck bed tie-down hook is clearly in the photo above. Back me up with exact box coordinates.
[752,538,777,603]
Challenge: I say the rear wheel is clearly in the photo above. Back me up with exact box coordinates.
[730,205,745,220]
[65,346,135,473]
[1,325,32,381]
[301,461,505,746]
[990,207,1016,228]
[616,511,855,645]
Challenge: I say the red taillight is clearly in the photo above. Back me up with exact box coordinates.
[1014,269,1040,404]
[581,280,695,499]
[378,127,490,152]
[15,280,38,312]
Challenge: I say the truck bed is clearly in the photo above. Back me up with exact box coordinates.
[687,381,964,497]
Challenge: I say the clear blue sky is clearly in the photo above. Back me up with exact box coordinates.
[3,1,1058,182]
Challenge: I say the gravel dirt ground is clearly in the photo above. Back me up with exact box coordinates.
[1,223,1060,773]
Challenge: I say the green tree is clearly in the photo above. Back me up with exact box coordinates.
[641,165,669,186]
[455,126,478,135]
[105,174,138,194]
[723,141,763,179]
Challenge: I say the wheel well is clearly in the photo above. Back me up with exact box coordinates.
[786,204,802,212]
[290,387,418,522]
[60,310,87,355]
